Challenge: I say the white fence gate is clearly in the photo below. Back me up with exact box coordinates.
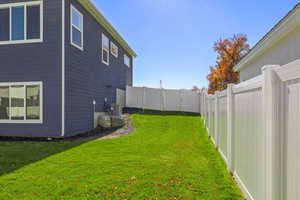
[126,86,200,113]
[200,59,300,200]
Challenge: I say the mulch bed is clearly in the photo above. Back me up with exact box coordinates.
[0,114,134,142]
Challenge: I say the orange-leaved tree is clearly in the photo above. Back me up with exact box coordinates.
[207,34,250,94]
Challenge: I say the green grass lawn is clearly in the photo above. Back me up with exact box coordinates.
[0,112,243,200]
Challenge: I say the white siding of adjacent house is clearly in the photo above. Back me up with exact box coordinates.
[239,25,300,81]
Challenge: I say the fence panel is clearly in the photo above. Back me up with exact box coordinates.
[164,89,181,111]
[144,88,162,110]
[181,90,200,112]
[126,86,145,109]
[273,59,300,200]
[126,86,200,113]
[116,88,126,108]
[233,87,264,200]
[285,80,300,200]
[218,94,228,162]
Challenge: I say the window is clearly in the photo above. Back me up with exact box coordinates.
[0,1,42,44]
[0,82,42,123]
[102,33,109,65]
[124,54,131,67]
[0,8,9,41]
[27,5,41,39]
[110,41,118,58]
[71,5,83,50]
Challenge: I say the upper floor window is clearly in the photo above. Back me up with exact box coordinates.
[0,82,43,123]
[102,33,109,65]
[71,5,83,50]
[110,41,118,58]
[124,54,131,67]
[0,1,43,45]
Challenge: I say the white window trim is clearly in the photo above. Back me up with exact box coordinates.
[0,1,43,45]
[102,33,109,65]
[124,54,131,68]
[0,81,43,124]
[70,4,83,51]
[110,41,118,58]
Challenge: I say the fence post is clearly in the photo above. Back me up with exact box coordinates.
[205,92,208,122]
[203,92,205,115]
[160,88,166,111]
[126,85,129,107]
[199,92,201,114]
[179,90,183,112]
[215,92,219,148]
[200,91,203,114]
[227,84,234,173]
[143,87,146,111]
[262,65,283,200]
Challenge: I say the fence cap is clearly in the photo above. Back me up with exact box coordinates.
[261,65,281,72]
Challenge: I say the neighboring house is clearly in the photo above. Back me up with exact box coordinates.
[0,0,137,137]
[234,3,300,82]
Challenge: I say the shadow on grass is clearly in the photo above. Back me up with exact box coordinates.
[124,108,200,116]
[0,127,122,176]
[0,140,86,176]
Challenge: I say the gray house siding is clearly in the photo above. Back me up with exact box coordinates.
[64,0,133,136]
[0,0,62,137]
[239,25,300,82]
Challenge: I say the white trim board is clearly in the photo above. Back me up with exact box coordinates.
[61,0,65,136]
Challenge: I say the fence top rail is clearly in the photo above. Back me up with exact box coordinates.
[127,86,201,93]
[233,75,263,94]
[218,90,227,97]
[208,94,216,99]
[276,58,300,82]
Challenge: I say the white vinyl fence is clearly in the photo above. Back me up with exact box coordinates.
[200,59,300,200]
[116,88,126,108]
[126,86,200,113]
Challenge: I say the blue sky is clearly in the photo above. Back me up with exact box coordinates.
[93,0,299,89]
